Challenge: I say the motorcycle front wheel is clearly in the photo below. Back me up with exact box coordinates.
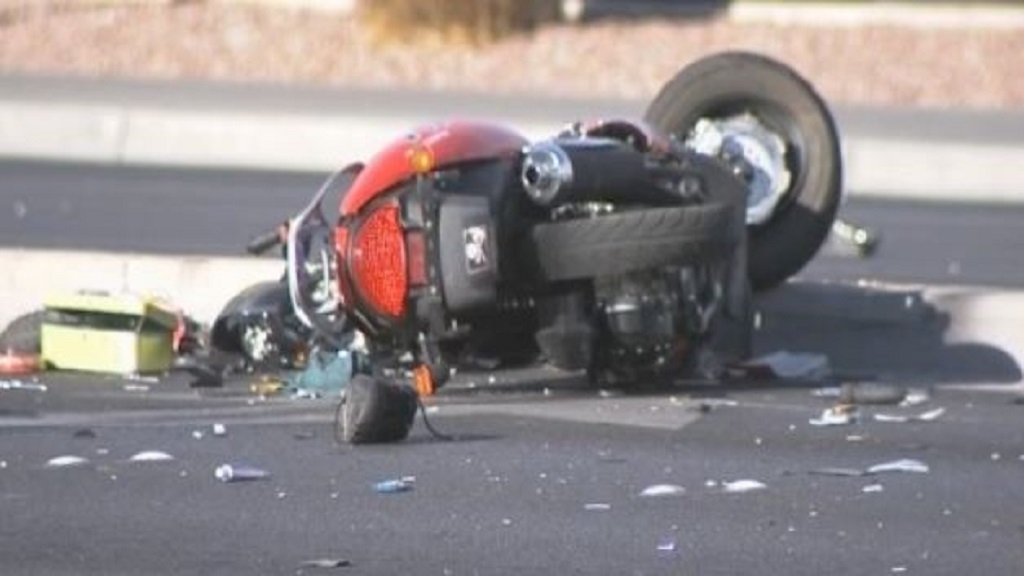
[644,51,842,292]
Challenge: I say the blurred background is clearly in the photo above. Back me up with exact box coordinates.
[1,0,1022,110]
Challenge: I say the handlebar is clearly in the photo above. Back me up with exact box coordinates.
[245,226,284,255]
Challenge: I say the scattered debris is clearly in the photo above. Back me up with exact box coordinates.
[873,407,946,423]
[129,451,175,463]
[0,379,47,392]
[810,405,860,427]
[901,389,931,407]
[46,455,90,468]
[656,539,678,553]
[251,378,285,396]
[0,350,41,376]
[300,558,352,569]
[809,467,868,478]
[212,423,227,437]
[125,373,160,384]
[584,503,612,511]
[373,477,415,494]
[838,382,908,406]
[737,351,830,380]
[723,479,767,493]
[866,459,929,475]
[640,484,687,498]
[862,484,885,493]
[214,464,270,482]
[191,430,205,440]
[123,384,150,392]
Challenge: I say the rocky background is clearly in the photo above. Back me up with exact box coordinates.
[1,1,1022,109]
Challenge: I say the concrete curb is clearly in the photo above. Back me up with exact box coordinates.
[1,95,1023,204]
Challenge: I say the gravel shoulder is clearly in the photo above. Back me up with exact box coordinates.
[1,2,1022,110]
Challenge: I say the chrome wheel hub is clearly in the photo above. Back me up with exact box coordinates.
[685,113,791,226]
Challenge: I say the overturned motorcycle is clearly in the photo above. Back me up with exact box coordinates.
[210,52,852,440]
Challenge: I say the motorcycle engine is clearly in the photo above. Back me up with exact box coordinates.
[596,266,720,368]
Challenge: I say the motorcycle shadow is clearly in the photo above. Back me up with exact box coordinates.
[752,279,1023,387]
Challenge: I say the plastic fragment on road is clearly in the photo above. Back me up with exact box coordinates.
[373,478,415,494]
[900,389,931,407]
[639,484,687,498]
[739,351,830,380]
[300,558,352,569]
[584,503,611,511]
[212,423,227,436]
[129,450,174,462]
[0,378,47,391]
[810,406,859,427]
[657,539,677,552]
[46,455,89,468]
[862,484,885,493]
[874,407,946,423]
[723,479,767,493]
[214,463,270,482]
[867,459,929,475]
[809,467,867,477]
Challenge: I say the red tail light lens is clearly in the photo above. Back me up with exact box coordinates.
[350,204,407,319]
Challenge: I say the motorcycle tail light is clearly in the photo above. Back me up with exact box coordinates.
[350,203,408,319]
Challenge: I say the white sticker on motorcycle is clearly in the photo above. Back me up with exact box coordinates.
[463,225,491,275]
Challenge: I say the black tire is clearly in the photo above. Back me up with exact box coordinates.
[644,51,842,291]
[528,202,742,282]
[0,310,45,354]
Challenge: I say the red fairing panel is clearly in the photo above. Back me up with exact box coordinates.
[340,120,529,217]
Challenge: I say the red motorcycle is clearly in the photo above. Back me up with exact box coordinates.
[266,51,843,394]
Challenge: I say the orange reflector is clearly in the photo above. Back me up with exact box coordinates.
[413,364,435,397]
[407,144,434,174]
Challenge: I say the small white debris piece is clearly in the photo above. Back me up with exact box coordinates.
[46,455,89,468]
[867,459,929,475]
[891,567,908,573]
[742,351,830,380]
[639,484,687,498]
[916,408,946,421]
[862,484,885,493]
[192,430,205,440]
[812,387,842,398]
[212,423,227,436]
[874,407,945,423]
[584,503,611,511]
[300,558,351,569]
[810,406,859,427]
[723,479,767,493]
[657,539,677,552]
[129,451,174,463]
[900,389,930,407]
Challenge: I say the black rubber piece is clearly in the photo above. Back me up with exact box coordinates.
[0,310,44,354]
[246,229,281,255]
[527,202,741,282]
[644,51,843,291]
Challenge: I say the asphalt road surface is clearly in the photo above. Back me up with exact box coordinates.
[1,373,1022,575]
[2,159,1023,575]
[2,160,1023,288]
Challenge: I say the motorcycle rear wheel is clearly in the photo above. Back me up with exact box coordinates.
[527,202,741,282]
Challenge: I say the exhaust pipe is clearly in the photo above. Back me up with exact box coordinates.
[520,138,678,207]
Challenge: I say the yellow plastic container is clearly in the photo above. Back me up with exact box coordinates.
[40,292,178,375]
